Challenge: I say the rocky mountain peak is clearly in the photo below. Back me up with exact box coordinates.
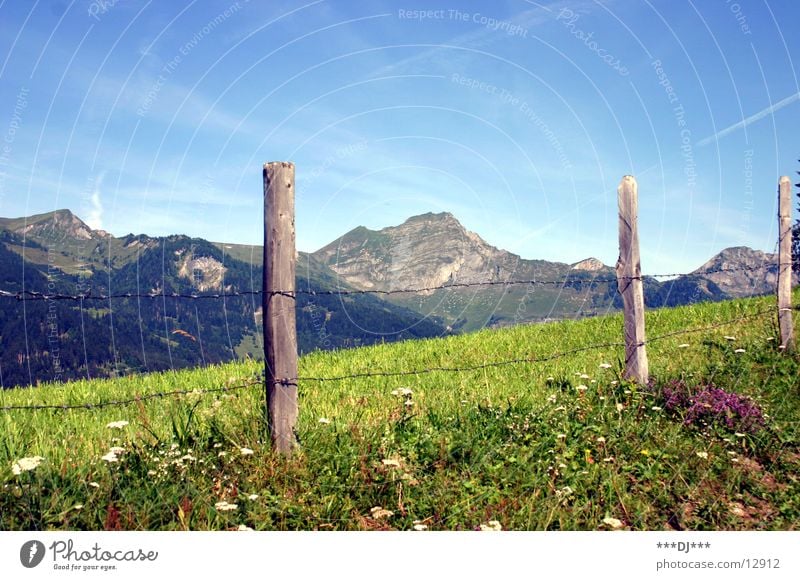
[571,257,607,272]
[313,212,517,291]
[10,209,111,241]
[691,246,781,298]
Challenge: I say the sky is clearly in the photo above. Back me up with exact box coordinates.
[0,0,798,275]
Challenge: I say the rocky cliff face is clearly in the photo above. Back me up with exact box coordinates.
[313,212,555,291]
[690,246,782,298]
[10,209,111,241]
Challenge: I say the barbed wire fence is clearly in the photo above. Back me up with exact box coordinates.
[0,171,795,456]
[0,267,784,413]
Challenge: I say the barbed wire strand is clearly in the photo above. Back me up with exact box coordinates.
[0,379,261,412]
[0,263,782,301]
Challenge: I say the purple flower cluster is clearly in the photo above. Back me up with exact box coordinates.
[659,380,764,433]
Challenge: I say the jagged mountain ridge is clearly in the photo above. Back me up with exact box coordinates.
[0,210,446,388]
[311,212,783,330]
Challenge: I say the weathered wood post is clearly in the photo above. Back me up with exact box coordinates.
[777,175,795,352]
[616,175,649,384]
[263,161,299,454]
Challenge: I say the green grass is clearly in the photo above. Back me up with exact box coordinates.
[1,291,798,531]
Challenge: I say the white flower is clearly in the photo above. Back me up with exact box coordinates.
[651,406,662,411]
[596,436,606,443]
[89,482,100,488]
[580,374,590,380]
[734,348,746,354]
[696,451,709,459]
[391,388,413,397]
[248,494,259,501]
[237,524,254,531]
[12,456,44,475]
[547,394,557,403]
[723,336,736,341]
[101,452,119,463]
[546,376,555,382]
[218,451,227,457]
[616,403,624,412]
[599,363,612,369]
[603,517,624,529]
[381,459,401,468]
[106,420,129,429]
[213,443,223,448]
[240,448,254,456]
[318,417,331,424]
[72,504,84,510]
[576,385,588,392]
[678,343,690,348]
[734,432,746,438]
[556,433,566,439]
[404,399,414,407]
[215,501,238,512]
[479,520,502,531]
[412,521,428,531]
[370,506,394,519]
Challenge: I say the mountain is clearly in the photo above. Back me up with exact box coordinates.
[0,211,446,388]
[313,212,618,331]
[311,213,785,330]
[1,209,787,388]
[690,246,782,297]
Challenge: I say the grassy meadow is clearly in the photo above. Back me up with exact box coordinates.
[1,291,798,531]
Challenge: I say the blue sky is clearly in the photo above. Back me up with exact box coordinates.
[0,0,798,275]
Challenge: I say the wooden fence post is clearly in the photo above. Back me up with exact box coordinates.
[263,161,299,455]
[616,175,649,384]
[777,175,795,352]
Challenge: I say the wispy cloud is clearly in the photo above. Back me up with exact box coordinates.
[87,172,104,230]
[696,92,800,147]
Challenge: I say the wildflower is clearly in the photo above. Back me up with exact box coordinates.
[734,349,746,354]
[391,388,413,397]
[603,457,615,463]
[147,470,157,476]
[412,520,428,531]
[546,376,555,382]
[318,417,331,424]
[101,452,119,463]
[616,403,624,412]
[696,451,709,459]
[766,337,775,341]
[734,432,746,438]
[678,343,690,349]
[479,520,502,531]
[580,374,590,380]
[12,456,44,475]
[240,448,254,456]
[370,507,394,519]
[610,381,618,386]
[382,459,401,468]
[651,406,662,411]
[404,400,414,407]
[555,486,574,498]
[106,420,129,429]
[723,336,736,341]
[556,434,566,440]
[576,385,588,392]
[547,394,557,403]
[247,494,259,501]
[215,501,238,512]
[72,504,84,510]
[89,482,100,488]
[596,436,606,444]
[101,447,125,463]
[599,363,612,369]
[602,517,624,529]
[218,451,227,458]
[238,525,254,531]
